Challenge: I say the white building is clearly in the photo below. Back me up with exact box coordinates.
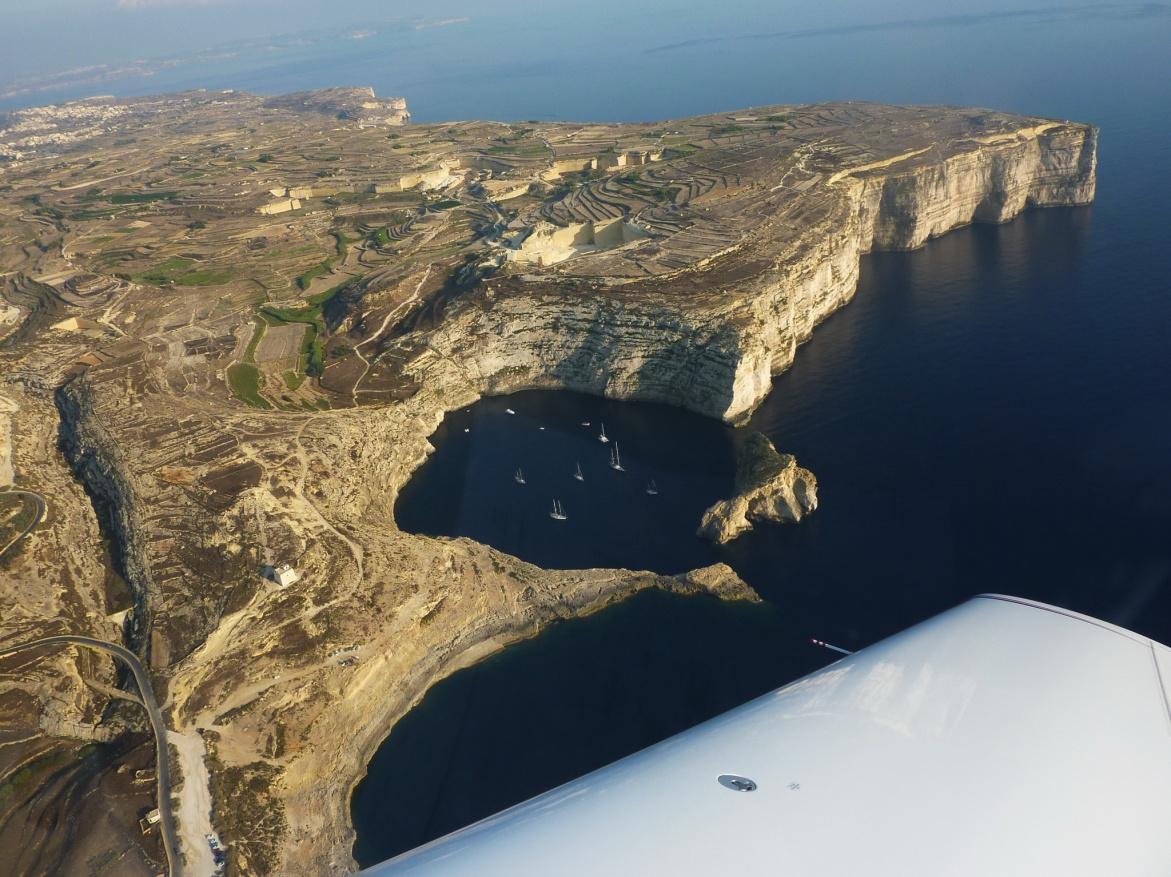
[273,563,300,586]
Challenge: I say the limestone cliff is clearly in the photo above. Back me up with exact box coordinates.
[421,121,1096,425]
[182,114,1097,876]
[0,96,1098,877]
[697,433,818,544]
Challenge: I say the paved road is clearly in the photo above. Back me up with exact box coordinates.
[0,634,182,877]
[0,488,46,559]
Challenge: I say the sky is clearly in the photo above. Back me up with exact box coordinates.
[1,0,1168,120]
[0,0,1113,82]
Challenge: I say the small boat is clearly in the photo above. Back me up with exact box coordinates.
[646,480,659,495]
[598,422,610,443]
[514,468,526,485]
[505,408,516,415]
[581,421,591,427]
[538,426,545,431]
[573,462,585,482]
[549,499,568,521]
[609,443,625,472]
[463,428,470,433]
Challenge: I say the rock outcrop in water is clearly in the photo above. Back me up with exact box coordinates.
[698,434,818,543]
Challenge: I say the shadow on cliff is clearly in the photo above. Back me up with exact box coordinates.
[509,301,744,421]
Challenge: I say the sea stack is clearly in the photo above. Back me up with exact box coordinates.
[698,433,818,543]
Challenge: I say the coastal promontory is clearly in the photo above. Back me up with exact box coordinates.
[0,90,1095,875]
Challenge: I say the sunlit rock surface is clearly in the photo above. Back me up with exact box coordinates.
[0,90,1095,876]
[698,433,818,543]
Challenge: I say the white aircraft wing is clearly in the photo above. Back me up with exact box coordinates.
[359,594,1171,876]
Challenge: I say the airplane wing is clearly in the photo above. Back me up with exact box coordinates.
[359,594,1171,876]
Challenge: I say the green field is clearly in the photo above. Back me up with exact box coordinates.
[296,258,333,290]
[135,257,233,286]
[227,363,271,408]
[108,191,177,205]
[484,143,548,156]
[243,316,267,362]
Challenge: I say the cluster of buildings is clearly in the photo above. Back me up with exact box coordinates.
[539,149,663,183]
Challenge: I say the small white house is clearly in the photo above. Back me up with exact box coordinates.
[273,563,300,587]
[145,808,161,825]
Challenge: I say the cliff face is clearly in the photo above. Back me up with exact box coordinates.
[55,381,153,656]
[282,117,1095,873]
[0,100,1097,877]
[426,121,1096,424]
[698,433,818,544]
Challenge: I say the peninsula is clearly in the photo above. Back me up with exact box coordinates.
[0,88,1095,875]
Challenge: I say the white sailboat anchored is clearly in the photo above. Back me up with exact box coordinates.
[505,408,516,415]
[514,468,526,485]
[609,443,625,472]
[549,499,568,521]
[573,462,585,482]
[646,480,659,495]
[598,422,610,443]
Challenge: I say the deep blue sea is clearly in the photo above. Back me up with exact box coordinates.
[37,1,1164,867]
[349,6,1171,864]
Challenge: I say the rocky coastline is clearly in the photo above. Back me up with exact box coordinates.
[0,95,1096,876]
[269,116,1096,874]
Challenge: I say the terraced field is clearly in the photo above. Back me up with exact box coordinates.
[0,88,1095,877]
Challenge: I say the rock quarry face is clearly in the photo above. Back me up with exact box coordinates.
[0,92,1096,876]
[698,433,818,543]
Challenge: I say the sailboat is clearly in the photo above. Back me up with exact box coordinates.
[609,443,625,472]
[549,499,568,521]
[598,422,610,443]
[514,468,526,485]
[505,408,516,415]
[646,479,659,495]
[573,462,585,482]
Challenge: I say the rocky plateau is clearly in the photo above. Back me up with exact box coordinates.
[0,89,1095,875]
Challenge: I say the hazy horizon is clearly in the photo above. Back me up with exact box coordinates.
[3,1,1169,122]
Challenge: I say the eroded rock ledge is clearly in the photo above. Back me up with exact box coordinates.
[698,433,818,543]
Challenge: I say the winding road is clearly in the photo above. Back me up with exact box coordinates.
[1,489,182,874]
[0,488,45,559]
[0,635,181,877]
